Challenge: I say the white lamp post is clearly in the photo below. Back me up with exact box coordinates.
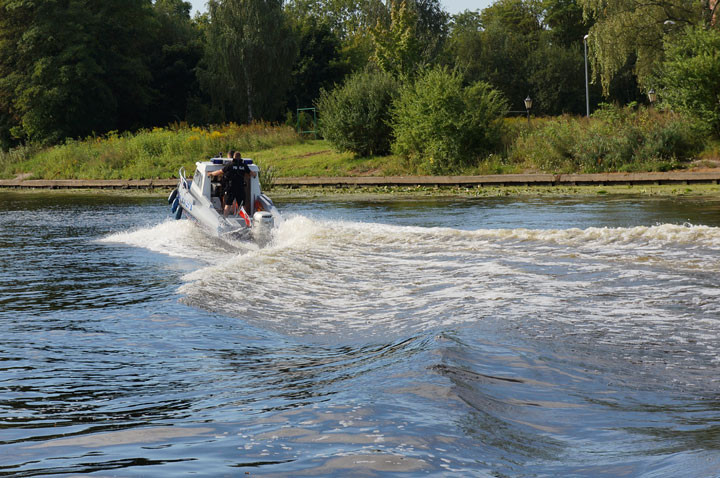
[584,34,590,117]
[524,96,532,125]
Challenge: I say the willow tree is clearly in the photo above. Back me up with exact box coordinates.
[202,0,295,123]
[579,0,706,95]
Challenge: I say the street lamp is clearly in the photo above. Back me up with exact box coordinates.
[584,34,590,117]
[647,88,657,104]
[524,96,532,125]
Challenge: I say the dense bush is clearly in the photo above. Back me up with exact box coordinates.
[315,69,399,156]
[656,26,720,135]
[391,66,508,174]
[509,104,708,173]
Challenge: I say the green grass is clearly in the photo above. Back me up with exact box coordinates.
[0,123,301,180]
[247,140,414,177]
[697,138,720,165]
[0,125,414,180]
[1,115,718,181]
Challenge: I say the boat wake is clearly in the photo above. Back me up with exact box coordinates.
[101,216,720,365]
[100,218,260,263]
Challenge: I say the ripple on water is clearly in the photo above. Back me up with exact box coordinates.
[3,194,720,476]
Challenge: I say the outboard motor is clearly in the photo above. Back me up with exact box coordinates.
[252,211,274,244]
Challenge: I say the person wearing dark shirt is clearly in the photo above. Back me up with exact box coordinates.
[208,152,256,217]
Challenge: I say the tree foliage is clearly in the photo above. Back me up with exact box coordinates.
[391,66,508,173]
[285,0,386,39]
[656,26,720,134]
[370,0,422,77]
[201,0,296,123]
[368,0,447,78]
[147,0,204,127]
[287,15,347,112]
[0,0,156,145]
[543,0,587,47]
[315,68,398,156]
[443,0,592,114]
[579,0,703,94]
[528,41,588,115]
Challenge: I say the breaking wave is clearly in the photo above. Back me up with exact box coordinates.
[100,216,720,356]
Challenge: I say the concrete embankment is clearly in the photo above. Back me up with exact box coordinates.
[274,171,720,187]
[2,170,720,189]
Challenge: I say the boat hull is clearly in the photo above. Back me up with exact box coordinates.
[171,158,276,243]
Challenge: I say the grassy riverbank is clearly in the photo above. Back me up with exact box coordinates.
[0,123,301,180]
[1,120,719,182]
[0,124,408,180]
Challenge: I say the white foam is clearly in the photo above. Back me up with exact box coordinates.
[180,224,697,344]
[102,216,720,362]
[99,219,243,262]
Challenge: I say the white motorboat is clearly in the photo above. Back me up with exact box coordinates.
[168,156,276,242]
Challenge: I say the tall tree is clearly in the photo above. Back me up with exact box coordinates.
[579,0,704,94]
[442,10,483,79]
[370,0,422,77]
[442,1,620,114]
[147,0,204,126]
[0,1,32,148]
[410,0,450,61]
[285,0,447,78]
[542,0,588,47]
[450,0,541,111]
[527,40,589,114]
[285,0,386,40]
[481,0,543,36]
[0,0,155,145]
[201,0,296,123]
[286,15,347,112]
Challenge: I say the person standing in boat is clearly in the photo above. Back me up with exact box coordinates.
[207,151,256,217]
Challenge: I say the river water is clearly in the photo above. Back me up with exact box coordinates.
[2,190,720,477]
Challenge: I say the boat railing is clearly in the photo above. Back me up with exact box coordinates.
[179,167,188,190]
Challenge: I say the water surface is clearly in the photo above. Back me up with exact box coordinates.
[2,191,720,477]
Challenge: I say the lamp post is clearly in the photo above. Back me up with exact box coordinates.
[584,34,590,117]
[524,96,532,125]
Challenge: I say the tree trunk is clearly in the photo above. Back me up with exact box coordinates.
[243,62,253,123]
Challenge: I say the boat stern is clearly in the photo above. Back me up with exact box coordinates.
[252,211,274,243]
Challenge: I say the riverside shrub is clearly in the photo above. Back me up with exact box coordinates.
[315,69,398,156]
[509,104,707,173]
[657,26,720,135]
[391,66,508,174]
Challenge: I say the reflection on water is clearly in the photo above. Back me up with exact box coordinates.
[1,191,720,476]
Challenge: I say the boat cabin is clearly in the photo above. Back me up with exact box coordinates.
[191,157,261,215]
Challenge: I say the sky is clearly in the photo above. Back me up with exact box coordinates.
[188,0,493,16]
